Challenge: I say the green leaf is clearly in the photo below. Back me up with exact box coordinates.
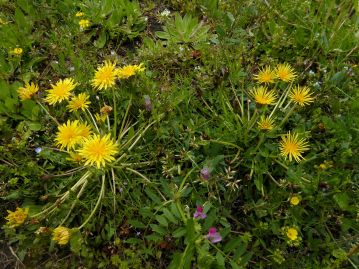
[224,237,242,253]
[163,208,178,224]
[94,30,107,48]
[128,219,146,229]
[333,192,350,210]
[216,252,225,267]
[172,227,186,238]
[150,224,166,235]
[156,215,169,227]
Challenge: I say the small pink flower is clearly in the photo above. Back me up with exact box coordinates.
[200,167,210,180]
[206,227,222,243]
[144,95,151,111]
[193,205,207,219]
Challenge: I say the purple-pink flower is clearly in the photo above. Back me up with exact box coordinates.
[200,167,210,180]
[144,95,152,111]
[206,227,222,243]
[193,205,207,219]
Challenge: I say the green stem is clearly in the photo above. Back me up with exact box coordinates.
[85,108,100,133]
[79,174,105,229]
[36,101,60,126]
[112,88,117,138]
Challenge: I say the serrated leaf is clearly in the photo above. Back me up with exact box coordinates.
[163,208,178,224]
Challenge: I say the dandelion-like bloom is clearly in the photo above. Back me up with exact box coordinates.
[75,12,84,17]
[290,196,300,206]
[77,122,91,139]
[55,120,83,150]
[45,78,77,105]
[254,66,276,84]
[286,227,298,241]
[117,63,145,79]
[279,131,309,162]
[11,48,23,55]
[78,134,118,168]
[289,86,314,106]
[53,226,71,245]
[257,116,275,130]
[250,86,277,105]
[79,19,90,29]
[67,93,91,112]
[95,113,107,123]
[92,61,117,90]
[276,63,297,82]
[5,208,29,228]
[17,82,39,101]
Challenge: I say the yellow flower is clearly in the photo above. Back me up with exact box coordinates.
[117,63,145,79]
[250,86,277,105]
[0,18,8,25]
[286,227,298,241]
[257,116,275,130]
[289,86,314,106]
[67,93,91,112]
[75,12,84,17]
[55,120,83,150]
[5,207,29,228]
[79,19,90,29]
[52,226,71,245]
[290,196,300,206]
[254,66,276,84]
[67,152,83,163]
[17,82,39,101]
[77,122,91,139]
[279,131,309,162]
[11,48,23,55]
[276,63,297,82]
[92,61,117,90]
[78,134,118,168]
[95,113,107,123]
[45,78,77,105]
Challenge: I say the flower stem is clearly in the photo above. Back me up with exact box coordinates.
[78,174,105,229]
[36,101,60,126]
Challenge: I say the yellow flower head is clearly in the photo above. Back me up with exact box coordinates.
[276,63,297,82]
[95,113,107,123]
[75,12,84,17]
[67,93,91,112]
[11,48,23,55]
[79,19,90,29]
[78,134,118,168]
[254,66,276,84]
[45,78,77,105]
[5,207,29,228]
[250,86,277,105]
[286,227,298,241]
[92,61,117,90]
[53,226,71,245]
[55,120,83,150]
[257,116,275,130]
[0,18,8,25]
[289,86,314,106]
[117,63,145,79]
[279,131,309,162]
[290,196,300,206]
[17,82,39,101]
[77,122,92,139]
[67,152,83,163]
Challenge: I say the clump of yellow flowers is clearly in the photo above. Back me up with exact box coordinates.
[52,226,71,245]
[251,63,314,163]
[5,208,29,228]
